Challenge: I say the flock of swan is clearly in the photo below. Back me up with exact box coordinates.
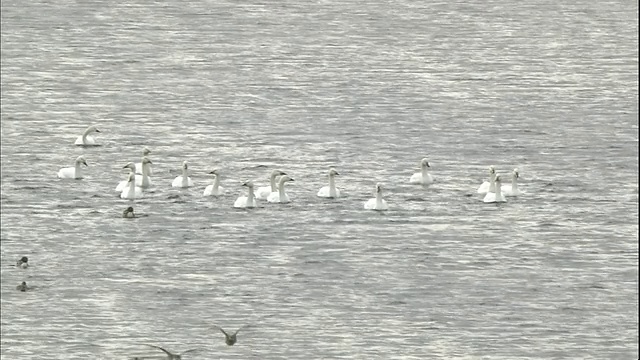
[57,125,524,215]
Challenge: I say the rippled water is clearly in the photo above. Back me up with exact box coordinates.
[1,0,638,359]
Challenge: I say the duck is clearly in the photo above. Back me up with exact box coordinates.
[74,125,101,146]
[483,175,507,203]
[203,169,225,196]
[57,156,88,179]
[364,183,389,211]
[477,165,496,194]
[233,181,257,208]
[255,169,287,199]
[122,207,135,218]
[134,344,199,360]
[16,256,29,269]
[16,281,29,292]
[171,161,193,188]
[501,168,522,196]
[317,168,341,198]
[267,175,295,203]
[409,158,434,186]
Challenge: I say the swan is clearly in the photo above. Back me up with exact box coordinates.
[115,161,152,191]
[409,158,434,186]
[364,183,389,211]
[171,161,193,188]
[134,147,153,175]
[123,207,135,218]
[501,168,522,196]
[483,175,506,203]
[120,172,143,199]
[255,169,287,199]
[57,156,88,179]
[16,256,29,269]
[234,181,258,208]
[74,125,101,146]
[267,175,295,203]
[317,168,341,198]
[477,165,496,194]
[203,169,225,196]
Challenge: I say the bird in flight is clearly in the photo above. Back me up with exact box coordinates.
[211,315,274,346]
[133,343,200,359]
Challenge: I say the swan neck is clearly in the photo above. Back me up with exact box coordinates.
[82,127,92,137]
[270,175,278,191]
[278,180,286,196]
[247,186,255,204]
[75,162,82,177]
[328,175,336,196]
[495,182,502,197]
[213,175,220,190]
[376,191,383,206]
[421,166,429,177]
[512,177,518,190]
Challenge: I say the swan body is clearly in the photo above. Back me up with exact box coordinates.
[267,175,295,203]
[409,158,434,185]
[483,175,506,203]
[364,183,389,211]
[171,161,193,188]
[74,125,101,146]
[317,168,341,198]
[477,165,496,194]
[234,181,257,208]
[255,170,287,199]
[57,156,88,179]
[501,168,522,196]
[203,169,225,196]
[134,147,153,175]
[120,172,143,199]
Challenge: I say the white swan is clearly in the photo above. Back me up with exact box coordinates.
[477,165,496,194]
[409,158,434,186]
[115,163,136,192]
[483,175,506,203]
[364,183,389,211]
[120,172,143,199]
[501,168,522,197]
[234,181,257,208]
[203,169,225,196]
[317,168,341,198]
[57,156,88,179]
[171,161,193,188]
[134,147,153,175]
[74,125,101,146]
[255,170,287,200]
[267,175,295,203]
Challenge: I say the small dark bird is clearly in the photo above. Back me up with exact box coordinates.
[16,256,29,268]
[134,344,199,359]
[212,315,274,346]
[123,207,135,218]
[16,281,28,292]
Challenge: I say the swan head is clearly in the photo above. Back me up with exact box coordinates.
[495,175,502,183]
[375,183,383,193]
[76,156,88,166]
[141,157,152,165]
[513,168,519,179]
[489,165,495,174]
[142,147,151,156]
[86,125,100,133]
[329,168,340,176]
[209,169,219,176]
[242,180,254,188]
[271,169,287,177]
[279,175,295,184]
[182,161,189,170]
[420,158,430,168]
[123,162,136,171]
[127,172,136,182]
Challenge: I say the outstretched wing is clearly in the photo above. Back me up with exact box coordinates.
[141,344,173,356]
[212,324,230,337]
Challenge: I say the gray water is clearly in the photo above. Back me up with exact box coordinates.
[1,0,638,359]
